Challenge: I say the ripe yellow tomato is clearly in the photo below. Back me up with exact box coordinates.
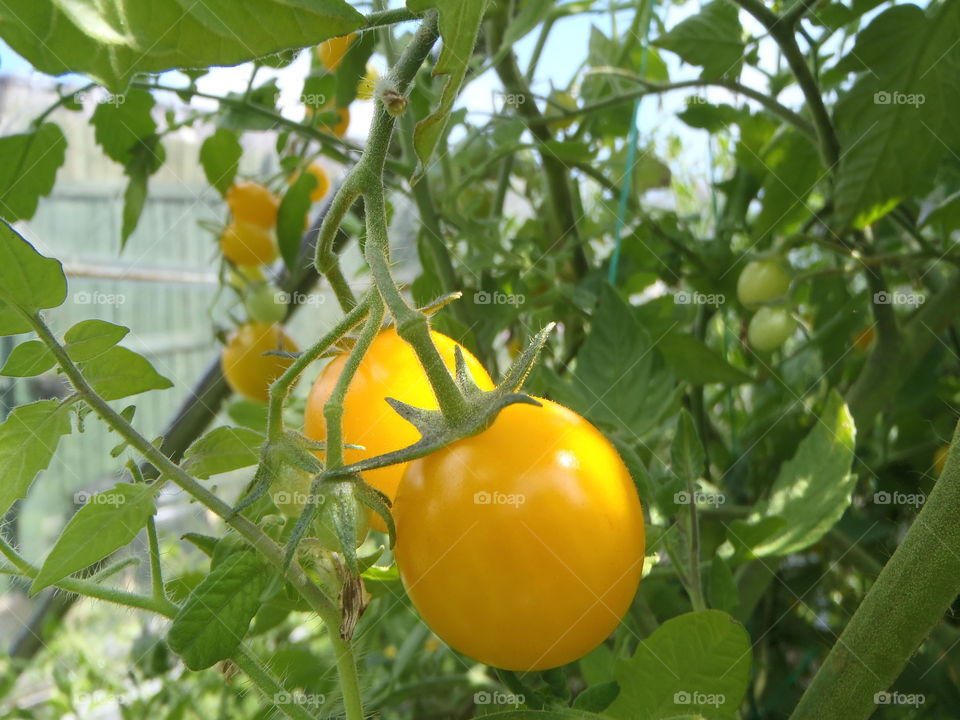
[226,181,279,228]
[220,221,277,267]
[221,323,298,403]
[318,33,356,71]
[393,398,645,671]
[290,163,330,203]
[303,328,493,528]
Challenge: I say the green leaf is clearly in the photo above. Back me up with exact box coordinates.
[277,171,315,271]
[182,426,265,479]
[31,482,158,593]
[92,90,158,166]
[726,516,788,563]
[0,123,67,221]
[750,391,856,556]
[919,190,960,233]
[0,340,55,377]
[0,400,72,516]
[0,0,365,92]
[708,554,740,613]
[0,220,67,335]
[753,130,823,238]
[407,0,489,180]
[227,399,269,433]
[552,284,677,437]
[335,30,376,108]
[167,549,269,670]
[121,162,149,247]
[654,0,744,80]
[677,102,746,132]
[608,610,751,719]
[671,410,705,483]
[833,2,960,227]
[572,682,619,712]
[200,128,242,196]
[80,346,173,401]
[64,319,129,361]
[658,333,752,385]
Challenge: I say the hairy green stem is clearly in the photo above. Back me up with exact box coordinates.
[791,421,960,719]
[266,297,370,440]
[23,311,367,716]
[232,649,320,720]
[323,297,384,468]
[363,7,420,29]
[146,516,165,602]
[313,177,362,312]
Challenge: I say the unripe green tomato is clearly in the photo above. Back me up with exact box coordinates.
[737,259,791,309]
[748,306,796,351]
[272,466,368,550]
[245,284,287,324]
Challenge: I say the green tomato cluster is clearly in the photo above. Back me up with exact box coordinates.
[737,258,796,352]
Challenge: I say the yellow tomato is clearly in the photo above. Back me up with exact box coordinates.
[220,221,277,267]
[318,33,356,71]
[226,180,279,228]
[303,328,493,529]
[221,323,298,403]
[394,398,645,671]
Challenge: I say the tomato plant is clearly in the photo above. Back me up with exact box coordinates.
[1,2,960,720]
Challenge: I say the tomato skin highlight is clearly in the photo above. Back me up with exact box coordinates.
[737,259,791,309]
[226,181,279,228]
[303,329,493,529]
[221,323,298,403]
[393,398,646,671]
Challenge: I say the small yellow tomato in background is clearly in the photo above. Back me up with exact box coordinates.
[221,323,298,403]
[226,180,279,228]
[318,33,356,71]
[393,398,646,671]
[220,221,277,267]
